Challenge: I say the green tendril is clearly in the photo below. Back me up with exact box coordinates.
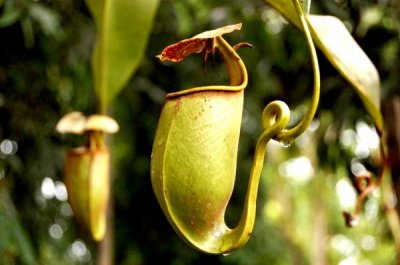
[274,0,320,142]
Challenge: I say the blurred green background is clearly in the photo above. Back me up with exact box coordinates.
[0,0,399,264]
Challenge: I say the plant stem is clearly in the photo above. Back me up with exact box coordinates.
[275,0,320,142]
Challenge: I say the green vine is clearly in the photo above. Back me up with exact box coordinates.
[271,0,320,143]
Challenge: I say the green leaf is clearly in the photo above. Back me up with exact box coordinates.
[308,15,383,131]
[85,0,159,111]
[264,0,383,131]
[265,0,300,24]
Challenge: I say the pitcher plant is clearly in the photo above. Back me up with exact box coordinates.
[56,112,119,241]
[151,0,320,254]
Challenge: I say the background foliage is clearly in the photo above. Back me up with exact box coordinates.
[0,0,399,264]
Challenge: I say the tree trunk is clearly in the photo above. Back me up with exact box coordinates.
[383,97,400,256]
[384,98,400,214]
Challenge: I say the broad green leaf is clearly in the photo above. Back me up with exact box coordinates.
[85,0,159,111]
[264,0,383,131]
[308,15,383,131]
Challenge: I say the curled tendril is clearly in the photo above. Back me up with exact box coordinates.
[273,0,320,143]
[261,101,291,138]
[212,0,319,248]
[343,138,387,227]
[228,100,290,252]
